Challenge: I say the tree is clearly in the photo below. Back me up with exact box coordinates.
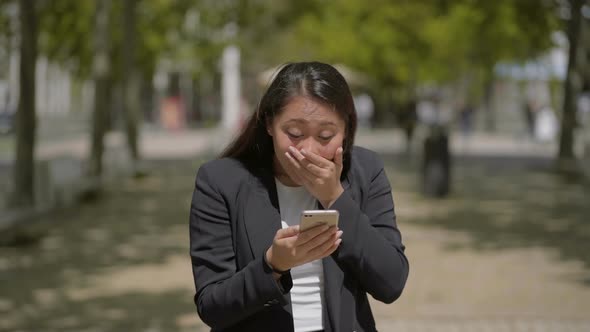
[557,0,586,169]
[12,0,37,207]
[88,0,111,178]
[121,0,141,174]
[282,0,558,125]
[422,0,558,131]
[37,0,95,79]
[0,1,14,56]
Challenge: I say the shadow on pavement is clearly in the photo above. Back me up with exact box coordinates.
[382,152,590,286]
[1,150,589,331]
[0,157,211,331]
[3,290,206,332]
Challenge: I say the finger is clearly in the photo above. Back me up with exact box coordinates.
[319,238,342,258]
[318,232,342,256]
[285,151,306,173]
[305,162,329,177]
[283,152,306,184]
[295,224,330,246]
[299,226,338,252]
[334,147,343,169]
[305,230,341,258]
[298,164,320,184]
[288,148,315,174]
[275,225,300,239]
[300,149,330,168]
[288,146,306,162]
[285,151,317,184]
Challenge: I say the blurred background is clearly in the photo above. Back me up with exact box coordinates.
[1,0,590,331]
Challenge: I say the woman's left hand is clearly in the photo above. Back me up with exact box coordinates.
[285,146,344,208]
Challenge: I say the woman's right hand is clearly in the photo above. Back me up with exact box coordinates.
[265,224,343,273]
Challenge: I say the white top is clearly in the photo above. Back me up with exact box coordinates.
[275,179,325,332]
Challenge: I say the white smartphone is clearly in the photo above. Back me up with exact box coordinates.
[299,210,339,231]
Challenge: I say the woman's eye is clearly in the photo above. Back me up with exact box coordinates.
[287,132,302,139]
[319,135,334,141]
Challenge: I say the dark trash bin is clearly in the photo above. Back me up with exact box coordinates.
[422,126,451,197]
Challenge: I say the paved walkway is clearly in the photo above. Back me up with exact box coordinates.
[1,127,589,331]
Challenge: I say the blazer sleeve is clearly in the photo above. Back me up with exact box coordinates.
[189,164,291,329]
[330,154,409,304]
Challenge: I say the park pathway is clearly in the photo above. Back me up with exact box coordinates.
[1,129,589,331]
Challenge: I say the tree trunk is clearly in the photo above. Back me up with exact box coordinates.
[482,74,495,133]
[557,0,584,164]
[12,0,37,208]
[581,8,590,162]
[141,73,154,122]
[88,0,111,178]
[122,0,141,170]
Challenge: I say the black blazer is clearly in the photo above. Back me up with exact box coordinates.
[189,146,409,332]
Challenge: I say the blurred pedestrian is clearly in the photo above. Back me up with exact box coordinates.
[397,99,418,154]
[353,92,374,129]
[458,102,474,137]
[522,100,536,138]
[417,93,451,197]
[189,62,409,331]
[534,105,558,142]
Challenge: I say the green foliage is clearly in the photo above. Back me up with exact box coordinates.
[136,0,195,76]
[286,0,559,87]
[38,0,94,77]
[0,0,14,48]
[36,0,206,79]
[0,0,17,79]
[4,0,562,100]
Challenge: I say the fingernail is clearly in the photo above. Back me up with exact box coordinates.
[300,149,306,155]
[337,230,343,237]
[335,239,342,245]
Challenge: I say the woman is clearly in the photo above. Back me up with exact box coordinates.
[189,62,409,332]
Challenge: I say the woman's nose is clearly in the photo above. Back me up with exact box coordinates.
[296,137,318,154]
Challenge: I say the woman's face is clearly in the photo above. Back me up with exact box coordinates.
[268,96,346,186]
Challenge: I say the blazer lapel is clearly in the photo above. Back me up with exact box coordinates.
[341,174,351,192]
[243,169,282,259]
[323,174,352,331]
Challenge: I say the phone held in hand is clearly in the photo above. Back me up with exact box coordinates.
[299,210,339,231]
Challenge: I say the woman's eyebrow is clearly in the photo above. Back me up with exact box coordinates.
[284,118,308,124]
[285,118,337,126]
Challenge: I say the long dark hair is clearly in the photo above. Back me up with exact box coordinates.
[221,62,358,178]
